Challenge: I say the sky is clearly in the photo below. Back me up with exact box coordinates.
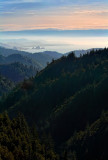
[0,0,108,31]
[0,0,108,53]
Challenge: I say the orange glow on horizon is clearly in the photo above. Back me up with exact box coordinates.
[0,6,108,31]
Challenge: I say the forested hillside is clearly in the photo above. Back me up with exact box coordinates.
[0,62,37,83]
[0,112,59,160]
[0,111,107,160]
[0,48,43,96]
[63,111,108,160]
[0,75,14,97]
[0,54,42,69]
[0,47,62,68]
[0,48,108,160]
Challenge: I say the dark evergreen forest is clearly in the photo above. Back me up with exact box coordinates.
[0,48,108,160]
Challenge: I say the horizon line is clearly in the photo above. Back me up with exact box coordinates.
[1,28,108,32]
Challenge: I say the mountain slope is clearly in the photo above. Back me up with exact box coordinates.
[65,48,102,57]
[0,46,30,57]
[28,51,62,67]
[0,48,108,147]
[0,75,14,97]
[0,47,62,67]
[0,109,108,160]
[0,62,37,83]
[38,51,62,59]
[64,111,108,160]
[0,53,42,69]
[0,112,59,160]
[28,52,54,67]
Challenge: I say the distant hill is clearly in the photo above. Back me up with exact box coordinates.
[1,46,103,67]
[0,55,39,96]
[0,52,42,87]
[0,46,62,67]
[38,51,62,59]
[0,62,37,83]
[28,51,62,67]
[0,54,42,69]
[0,75,14,97]
[0,47,62,98]
[65,48,102,57]
[0,46,30,57]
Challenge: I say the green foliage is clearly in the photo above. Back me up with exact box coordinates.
[0,48,108,159]
[0,113,58,160]
[0,62,37,83]
[0,75,14,98]
[65,111,108,160]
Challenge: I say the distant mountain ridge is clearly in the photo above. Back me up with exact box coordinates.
[0,46,30,57]
[0,54,42,69]
[0,47,62,96]
[0,60,38,96]
[65,48,102,57]
[38,51,62,59]
[0,46,62,67]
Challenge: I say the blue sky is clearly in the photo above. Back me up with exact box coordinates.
[0,0,108,52]
[0,0,108,31]
[0,0,108,15]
